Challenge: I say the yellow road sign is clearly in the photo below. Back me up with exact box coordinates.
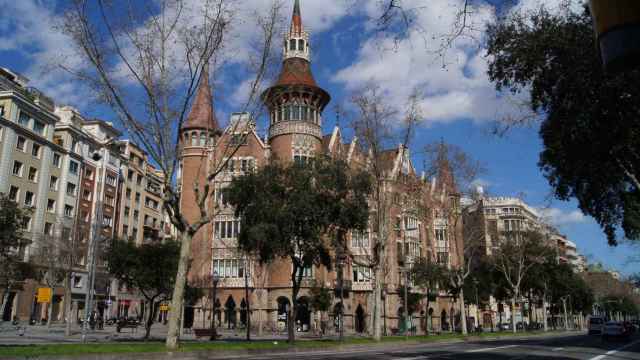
[37,288,52,303]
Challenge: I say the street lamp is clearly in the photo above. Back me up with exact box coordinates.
[336,253,346,342]
[211,271,220,341]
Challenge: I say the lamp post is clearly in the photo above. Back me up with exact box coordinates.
[211,271,219,341]
[403,269,409,341]
[382,286,387,337]
[337,253,346,342]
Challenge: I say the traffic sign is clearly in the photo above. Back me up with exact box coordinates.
[37,288,52,303]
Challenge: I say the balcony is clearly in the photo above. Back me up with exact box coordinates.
[352,282,373,292]
[333,279,352,292]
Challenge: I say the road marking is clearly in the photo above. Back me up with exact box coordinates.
[465,345,518,353]
[588,339,640,360]
[552,347,564,351]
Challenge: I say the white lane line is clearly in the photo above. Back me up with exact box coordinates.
[588,339,640,360]
[465,345,518,353]
[552,347,564,351]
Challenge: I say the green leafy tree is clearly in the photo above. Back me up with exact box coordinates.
[486,7,640,245]
[411,258,447,333]
[225,158,371,343]
[308,285,332,335]
[0,194,33,321]
[105,240,180,339]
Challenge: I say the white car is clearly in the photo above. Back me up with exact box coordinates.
[588,317,605,335]
[602,321,629,339]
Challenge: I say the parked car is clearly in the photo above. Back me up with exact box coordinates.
[498,322,512,331]
[602,321,630,340]
[588,316,605,335]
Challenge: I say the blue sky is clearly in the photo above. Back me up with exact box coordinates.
[0,0,637,275]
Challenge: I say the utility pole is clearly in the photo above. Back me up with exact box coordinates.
[337,253,346,341]
[404,269,409,341]
[244,258,251,341]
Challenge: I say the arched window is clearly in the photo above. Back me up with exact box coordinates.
[284,106,291,121]
[199,133,206,146]
[311,109,316,124]
[298,39,304,51]
[209,135,216,146]
[293,105,300,120]
[290,39,296,51]
[190,132,197,146]
[183,133,189,143]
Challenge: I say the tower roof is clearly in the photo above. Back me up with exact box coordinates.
[291,0,302,34]
[182,66,219,131]
[275,57,317,87]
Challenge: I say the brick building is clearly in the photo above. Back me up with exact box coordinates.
[179,0,464,335]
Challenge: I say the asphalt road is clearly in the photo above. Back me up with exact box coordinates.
[214,334,640,360]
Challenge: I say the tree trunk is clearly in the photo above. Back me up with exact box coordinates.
[511,296,517,334]
[166,231,193,350]
[47,295,54,328]
[0,286,10,322]
[145,300,156,340]
[543,294,548,332]
[372,267,383,340]
[459,290,467,335]
[64,276,73,336]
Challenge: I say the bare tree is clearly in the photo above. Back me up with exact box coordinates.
[57,0,283,349]
[492,230,553,333]
[348,84,422,340]
[30,219,81,335]
[422,141,485,335]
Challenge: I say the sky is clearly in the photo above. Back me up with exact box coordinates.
[0,0,637,276]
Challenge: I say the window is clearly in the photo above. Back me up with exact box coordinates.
[123,225,129,236]
[240,158,255,173]
[437,252,449,266]
[103,215,113,227]
[66,182,77,196]
[12,161,23,176]
[18,111,30,127]
[298,39,304,51]
[33,121,45,136]
[47,199,56,213]
[190,133,197,146]
[81,210,90,222]
[126,188,132,199]
[214,219,241,239]
[293,154,311,166]
[124,207,130,217]
[127,169,134,181]
[0,105,4,117]
[213,259,245,279]
[353,265,371,283]
[28,167,38,182]
[199,133,206,146]
[16,136,26,151]
[24,191,34,206]
[135,192,141,203]
[64,205,74,217]
[105,195,115,206]
[73,276,82,288]
[131,228,138,241]
[145,197,159,210]
[85,169,93,180]
[351,230,369,248]
[21,216,31,231]
[69,161,79,175]
[44,222,53,235]
[8,186,19,201]
[133,210,139,220]
[52,153,61,167]
[82,189,91,201]
[296,264,313,278]
[136,174,143,186]
[50,176,59,191]
[229,134,247,146]
[31,143,41,158]
[106,174,116,186]
[289,39,296,51]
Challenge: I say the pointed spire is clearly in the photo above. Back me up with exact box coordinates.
[291,0,302,34]
[182,65,219,132]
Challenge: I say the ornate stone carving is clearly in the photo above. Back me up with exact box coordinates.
[268,121,321,140]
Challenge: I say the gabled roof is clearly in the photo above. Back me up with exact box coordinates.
[182,67,219,131]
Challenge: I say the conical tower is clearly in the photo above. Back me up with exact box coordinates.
[262,0,331,163]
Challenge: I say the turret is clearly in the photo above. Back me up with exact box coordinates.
[261,0,330,163]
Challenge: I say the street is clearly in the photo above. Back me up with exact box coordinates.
[209,334,640,360]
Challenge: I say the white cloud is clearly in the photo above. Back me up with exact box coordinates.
[538,207,587,226]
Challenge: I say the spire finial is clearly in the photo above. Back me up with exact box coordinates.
[291,0,302,34]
